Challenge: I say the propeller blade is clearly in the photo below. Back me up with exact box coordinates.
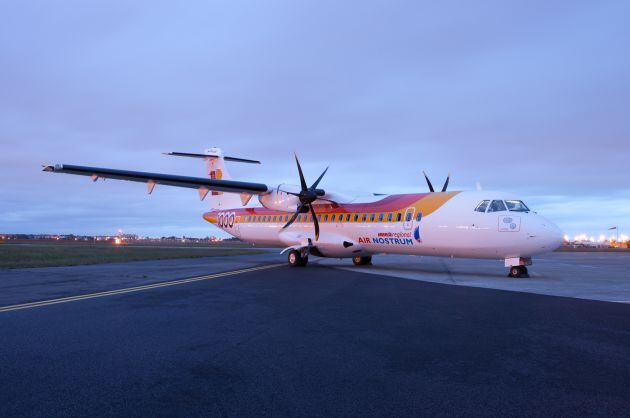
[281,206,303,230]
[310,166,329,189]
[294,153,308,191]
[441,173,450,192]
[422,171,435,192]
[309,204,320,241]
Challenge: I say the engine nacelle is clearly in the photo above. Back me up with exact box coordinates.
[258,185,301,212]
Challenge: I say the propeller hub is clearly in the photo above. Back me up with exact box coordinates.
[299,189,319,204]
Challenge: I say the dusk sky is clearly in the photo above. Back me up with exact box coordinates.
[1,1,628,239]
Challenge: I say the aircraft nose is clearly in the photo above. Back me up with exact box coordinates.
[539,218,564,251]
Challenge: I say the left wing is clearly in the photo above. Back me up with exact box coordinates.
[42,164,269,198]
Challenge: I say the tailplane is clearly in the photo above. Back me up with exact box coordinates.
[164,147,260,209]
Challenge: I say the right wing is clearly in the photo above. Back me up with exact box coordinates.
[42,164,269,197]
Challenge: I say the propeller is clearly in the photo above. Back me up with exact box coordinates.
[422,171,450,193]
[281,154,329,240]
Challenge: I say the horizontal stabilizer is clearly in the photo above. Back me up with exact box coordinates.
[163,152,260,164]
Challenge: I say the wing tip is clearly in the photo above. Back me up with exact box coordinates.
[42,164,61,172]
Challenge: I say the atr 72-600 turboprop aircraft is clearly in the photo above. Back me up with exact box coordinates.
[44,148,563,278]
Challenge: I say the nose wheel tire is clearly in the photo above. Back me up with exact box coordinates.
[352,256,372,266]
[288,250,308,267]
[508,266,529,278]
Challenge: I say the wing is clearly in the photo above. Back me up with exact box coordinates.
[42,164,269,196]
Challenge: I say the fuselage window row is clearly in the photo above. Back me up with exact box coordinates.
[237,211,418,224]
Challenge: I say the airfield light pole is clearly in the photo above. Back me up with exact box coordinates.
[610,226,619,245]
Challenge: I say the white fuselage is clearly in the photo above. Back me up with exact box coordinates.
[206,191,563,260]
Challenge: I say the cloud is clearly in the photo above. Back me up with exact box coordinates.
[1,0,629,237]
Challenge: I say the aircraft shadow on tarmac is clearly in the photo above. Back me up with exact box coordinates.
[320,260,515,280]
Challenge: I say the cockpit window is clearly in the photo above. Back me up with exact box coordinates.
[475,200,490,212]
[487,200,507,212]
[505,200,530,212]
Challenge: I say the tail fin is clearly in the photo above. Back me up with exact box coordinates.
[164,147,260,209]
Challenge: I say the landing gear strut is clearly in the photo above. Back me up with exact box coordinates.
[288,249,308,267]
[352,255,372,266]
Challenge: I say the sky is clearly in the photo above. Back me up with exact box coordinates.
[1,0,629,239]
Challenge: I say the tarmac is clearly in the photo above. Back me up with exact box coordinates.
[321,251,630,303]
[1,252,630,415]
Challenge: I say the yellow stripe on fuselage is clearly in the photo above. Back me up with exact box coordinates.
[410,191,459,218]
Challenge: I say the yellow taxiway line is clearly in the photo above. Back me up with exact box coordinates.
[0,263,284,314]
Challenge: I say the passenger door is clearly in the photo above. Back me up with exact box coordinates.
[403,207,415,230]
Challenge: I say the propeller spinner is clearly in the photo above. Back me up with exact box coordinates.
[281,154,329,241]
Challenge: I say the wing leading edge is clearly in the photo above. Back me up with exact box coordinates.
[42,164,269,197]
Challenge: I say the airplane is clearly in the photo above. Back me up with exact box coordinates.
[43,147,564,278]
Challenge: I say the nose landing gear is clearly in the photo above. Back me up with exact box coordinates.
[508,265,529,278]
[505,257,531,278]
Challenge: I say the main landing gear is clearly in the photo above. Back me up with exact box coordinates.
[352,255,372,266]
[287,249,308,267]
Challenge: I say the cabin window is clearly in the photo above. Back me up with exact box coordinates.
[488,200,507,212]
[396,213,402,222]
[362,214,367,222]
[416,212,422,221]
[345,214,351,222]
[505,200,530,212]
[272,216,276,222]
[324,214,329,222]
[369,213,374,222]
[475,200,490,212]
[353,214,358,222]
[378,213,384,222]
[317,214,322,221]
[405,212,413,222]
[331,214,336,222]
[387,213,393,222]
